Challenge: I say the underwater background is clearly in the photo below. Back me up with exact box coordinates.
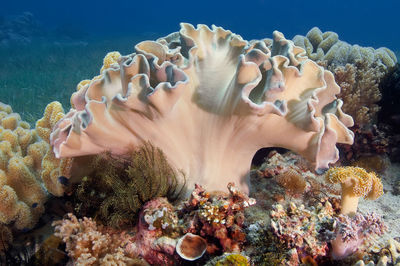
[1,0,400,265]
[1,0,399,124]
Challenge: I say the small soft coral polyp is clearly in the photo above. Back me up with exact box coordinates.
[50,23,354,196]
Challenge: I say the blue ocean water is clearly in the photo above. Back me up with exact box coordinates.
[2,0,400,49]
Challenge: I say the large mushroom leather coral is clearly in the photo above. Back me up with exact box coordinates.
[50,23,354,195]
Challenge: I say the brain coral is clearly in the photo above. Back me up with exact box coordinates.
[0,102,47,230]
[50,23,354,196]
[292,27,397,68]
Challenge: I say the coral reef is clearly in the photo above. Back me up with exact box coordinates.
[50,23,354,196]
[340,125,390,162]
[125,197,180,265]
[269,200,386,264]
[292,27,397,69]
[75,142,184,228]
[53,213,147,265]
[181,183,256,253]
[0,102,48,231]
[325,166,384,216]
[331,213,386,259]
[270,201,336,259]
[332,59,385,126]
[293,28,396,162]
[124,182,256,264]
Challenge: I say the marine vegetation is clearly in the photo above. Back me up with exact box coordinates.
[75,142,185,228]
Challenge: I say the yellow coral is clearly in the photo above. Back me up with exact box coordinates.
[325,166,383,216]
[76,79,91,91]
[36,101,71,196]
[100,51,121,73]
[0,102,48,230]
[36,101,65,142]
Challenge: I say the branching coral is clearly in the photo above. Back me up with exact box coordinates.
[75,142,184,228]
[0,102,47,231]
[50,23,354,196]
[325,167,383,216]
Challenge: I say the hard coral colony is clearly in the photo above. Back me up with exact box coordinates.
[5,22,400,265]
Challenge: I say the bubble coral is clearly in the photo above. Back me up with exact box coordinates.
[50,23,354,196]
[325,166,383,216]
[0,102,47,231]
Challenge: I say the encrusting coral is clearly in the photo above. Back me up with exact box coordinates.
[325,166,383,216]
[50,23,354,196]
[0,102,48,231]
